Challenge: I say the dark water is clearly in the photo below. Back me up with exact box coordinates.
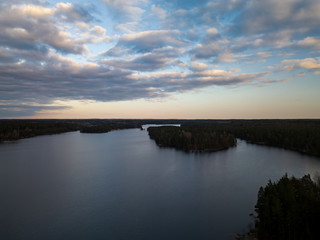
[1,127,320,240]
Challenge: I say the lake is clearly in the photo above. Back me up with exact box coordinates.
[1,126,320,240]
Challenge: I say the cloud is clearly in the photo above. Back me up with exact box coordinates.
[150,5,167,20]
[106,30,189,54]
[0,4,84,54]
[154,0,208,9]
[278,57,320,72]
[0,2,111,56]
[191,39,229,59]
[133,69,269,94]
[189,62,208,71]
[163,2,219,31]
[101,0,147,21]
[296,37,320,51]
[114,22,139,33]
[0,46,272,108]
[0,46,48,64]
[230,0,320,35]
[0,0,318,118]
[56,2,96,23]
[216,51,272,64]
[206,27,219,37]
[0,104,70,118]
[102,47,184,71]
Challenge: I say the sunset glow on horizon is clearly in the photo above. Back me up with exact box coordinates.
[0,0,319,119]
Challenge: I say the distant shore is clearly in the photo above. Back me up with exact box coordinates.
[1,119,319,157]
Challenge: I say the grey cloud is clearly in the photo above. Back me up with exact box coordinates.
[154,0,208,9]
[163,3,219,32]
[136,70,269,95]
[0,3,97,55]
[0,49,271,109]
[229,0,320,36]
[0,0,302,118]
[1,0,45,5]
[102,54,170,72]
[207,0,247,14]
[0,104,70,118]
[101,0,147,21]
[0,46,48,64]
[56,2,97,23]
[106,30,189,54]
[191,40,229,59]
[102,47,184,71]
[165,0,320,59]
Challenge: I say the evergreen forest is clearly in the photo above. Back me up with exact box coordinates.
[237,174,320,240]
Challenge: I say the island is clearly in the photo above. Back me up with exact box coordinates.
[147,125,237,152]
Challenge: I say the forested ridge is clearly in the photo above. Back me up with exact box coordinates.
[237,174,320,240]
[148,126,236,152]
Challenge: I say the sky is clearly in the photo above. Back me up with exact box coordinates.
[0,0,319,119]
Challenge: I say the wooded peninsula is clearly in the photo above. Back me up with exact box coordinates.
[147,126,236,152]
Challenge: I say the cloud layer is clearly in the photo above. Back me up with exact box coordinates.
[0,0,319,117]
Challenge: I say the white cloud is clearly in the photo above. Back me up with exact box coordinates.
[234,0,320,34]
[280,57,320,72]
[108,30,188,53]
[192,40,229,59]
[296,37,320,51]
[206,27,219,36]
[101,0,148,20]
[150,5,167,20]
[18,4,56,17]
[216,52,235,63]
[0,2,110,54]
[190,62,208,71]
[114,22,139,33]
[91,26,106,37]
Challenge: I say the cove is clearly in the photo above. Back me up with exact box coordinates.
[1,127,320,240]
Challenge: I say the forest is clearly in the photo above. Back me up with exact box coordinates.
[80,121,142,133]
[181,120,320,157]
[0,120,80,141]
[147,126,236,152]
[237,174,320,240]
[1,119,320,157]
[0,119,144,141]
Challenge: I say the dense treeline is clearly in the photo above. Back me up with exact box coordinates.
[182,120,320,157]
[237,174,320,240]
[0,119,145,141]
[148,126,236,152]
[80,121,142,133]
[0,120,80,141]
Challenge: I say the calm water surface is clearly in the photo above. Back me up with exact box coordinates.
[1,127,320,240]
